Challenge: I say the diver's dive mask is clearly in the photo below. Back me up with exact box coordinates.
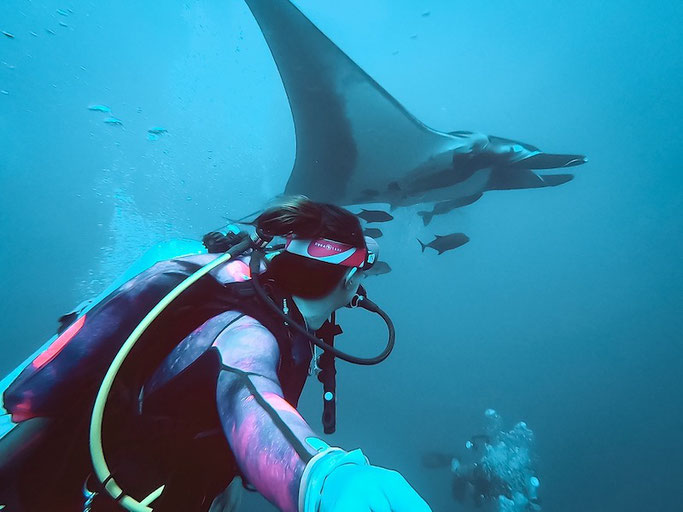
[283,235,379,272]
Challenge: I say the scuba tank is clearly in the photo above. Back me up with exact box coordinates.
[0,235,249,510]
[0,238,207,439]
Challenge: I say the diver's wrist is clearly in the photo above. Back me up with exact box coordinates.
[298,438,369,512]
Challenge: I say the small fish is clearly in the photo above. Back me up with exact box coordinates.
[417,233,469,255]
[30,31,38,37]
[88,104,111,113]
[147,127,168,135]
[1,90,9,95]
[103,117,123,125]
[366,261,391,277]
[356,209,394,223]
[363,227,383,239]
[417,193,483,226]
[56,9,69,16]
[59,21,68,28]
[2,31,15,39]
[421,11,431,17]
[45,28,56,35]
[421,451,455,469]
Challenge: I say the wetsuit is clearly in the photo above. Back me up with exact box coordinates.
[0,252,316,511]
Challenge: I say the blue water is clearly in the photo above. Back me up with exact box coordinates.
[1,1,681,511]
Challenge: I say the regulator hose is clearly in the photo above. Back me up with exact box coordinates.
[89,238,252,511]
[249,249,395,366]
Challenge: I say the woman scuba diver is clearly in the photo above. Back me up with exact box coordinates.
[0,196,431,512]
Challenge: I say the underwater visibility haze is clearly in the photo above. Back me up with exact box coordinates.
[1,0,682,511]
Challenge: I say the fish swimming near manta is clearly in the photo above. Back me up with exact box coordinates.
[356,209,393,223]
[243,0,586,216]
[417,193,483,226]
[363,227,384,239]
[418,233,469,255]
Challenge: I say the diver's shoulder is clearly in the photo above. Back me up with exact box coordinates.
[229,313,275,337]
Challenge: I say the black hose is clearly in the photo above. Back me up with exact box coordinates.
[249,249,395,366]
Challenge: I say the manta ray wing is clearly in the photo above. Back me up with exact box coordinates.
[244,0,458,205]
[244,0,586,211]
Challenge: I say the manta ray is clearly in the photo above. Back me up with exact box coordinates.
[244,0,586,209]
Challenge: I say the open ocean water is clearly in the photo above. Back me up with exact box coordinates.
[1,1,681,511]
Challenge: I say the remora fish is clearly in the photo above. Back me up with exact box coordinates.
[363,227,383,239]
[417,233,469,255]
[356,209,393,223]
[365,261,391,277]
[417,192,483,226]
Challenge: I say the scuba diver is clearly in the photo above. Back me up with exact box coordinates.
[0,196,431,511]
[422,409,540,512]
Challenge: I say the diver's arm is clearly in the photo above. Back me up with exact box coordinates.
[213,316,315,512]
[213,316,432,512]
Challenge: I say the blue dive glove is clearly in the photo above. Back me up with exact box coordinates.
[299,438,432,512]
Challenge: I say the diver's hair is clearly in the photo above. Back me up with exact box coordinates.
[254,196,364,246]
[255,196,364,299]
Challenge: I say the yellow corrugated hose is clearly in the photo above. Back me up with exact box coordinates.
[89,239,251,511]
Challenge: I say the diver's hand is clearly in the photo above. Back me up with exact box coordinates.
[298,440,431,512]
[319,463,432,512]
